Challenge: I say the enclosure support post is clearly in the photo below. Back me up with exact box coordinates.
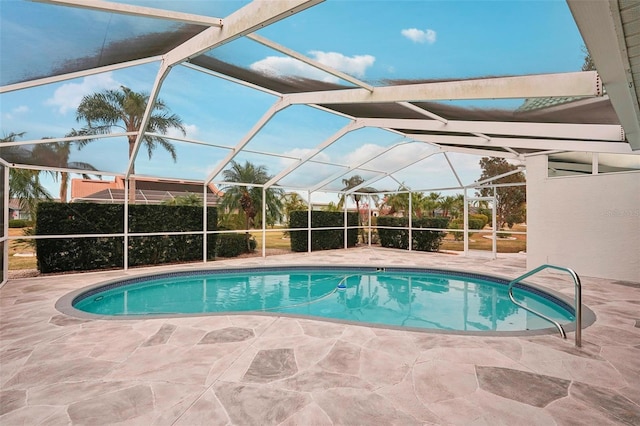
[124,178,129,271]
[203,183,208,263]
[408,192,413,252]
[1,166,9,288]
[492,187,497,259]
[368,197,372,248]
[463,188,469,255]
[262,187,266,258]
[307,191,312,253]
[344,196,348,249]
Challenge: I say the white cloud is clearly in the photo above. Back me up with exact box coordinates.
[13,105,29,114]
[343,143,388,167]
[401,28,437,44]
[280,147,331,167]
[308,51,375,78]
[166,123,198,140]
[45,73,120,115]
[250,51,375,83]
[3,105,29,120]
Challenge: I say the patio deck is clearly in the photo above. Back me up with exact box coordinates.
[1,247,639,425]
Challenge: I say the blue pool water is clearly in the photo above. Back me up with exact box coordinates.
[72,267,575,332]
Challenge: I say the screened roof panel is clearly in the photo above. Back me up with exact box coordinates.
[354,142,437,172]
[189,55,353,95]
[0,1,207,86]
[256,0,585,85]
[237,104,350,154]
[134,140,231,181]
[0,138,130,175]
[159,64,279,146]
[1,0,637,203]
[192,37,361,93]
[320,169,385,193]
[318,127,403,166]
[108,0,250,17]
[277,161,347,190]
[390,154,464,191]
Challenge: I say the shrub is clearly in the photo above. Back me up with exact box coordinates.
[469,213,489,228]
[449,217,486,241]
[35,202,217,273]
[289,210,358,252]
[9,219,34,228]
[215,233,255,258]
[377,216,449,251]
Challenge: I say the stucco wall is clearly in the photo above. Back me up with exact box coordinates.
[526,155,640,282]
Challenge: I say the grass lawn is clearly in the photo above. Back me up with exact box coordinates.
[250,228,294,251]
[5,224,527,271]
[440,223,527,253]
[8,228,37,270]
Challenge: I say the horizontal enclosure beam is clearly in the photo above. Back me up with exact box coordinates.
[360,118,625,142]
[409,133,633,153]
[284,71,601,104]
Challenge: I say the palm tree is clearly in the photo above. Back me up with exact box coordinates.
[381,184,413,217]
[439,195,458,218]
[451,193,465,219]
[76,86,185,203]
[219,161,284,248]
[337,175,379,214]
[1,132,52,219]
[281,192,307,222]
[32,130,99,203]
[423,192,442,217]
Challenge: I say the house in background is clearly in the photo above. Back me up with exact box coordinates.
[8,199,29,220]
[70,177,222,205]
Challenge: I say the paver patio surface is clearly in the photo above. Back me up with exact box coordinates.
[1,248,639,425]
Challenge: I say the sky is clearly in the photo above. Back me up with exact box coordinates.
[0,0,588,204]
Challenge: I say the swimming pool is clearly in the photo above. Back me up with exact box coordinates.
[59,266,584,334]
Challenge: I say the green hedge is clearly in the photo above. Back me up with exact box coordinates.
[289,210,358,252]
[35,202,217,273]
[469,213,489,228]
[377,216,449,251]
[9,219,34,228]
[215,233,256,258]
[449,217,486,241]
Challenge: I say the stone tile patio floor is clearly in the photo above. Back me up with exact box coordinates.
[1,247,639,425]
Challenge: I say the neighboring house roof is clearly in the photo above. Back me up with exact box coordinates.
[514,95,619,126]
[71,177,222,205]
[8,199,22,211]
[516,96,585,112]
[71,179,122,200]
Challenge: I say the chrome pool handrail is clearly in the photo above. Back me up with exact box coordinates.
[507,264,582,347]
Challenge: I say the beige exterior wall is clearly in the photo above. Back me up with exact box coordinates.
[526,155,640,282]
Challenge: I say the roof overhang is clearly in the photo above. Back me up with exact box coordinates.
[568,0,640,150]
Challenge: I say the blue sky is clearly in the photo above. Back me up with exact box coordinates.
[0,0,587,203]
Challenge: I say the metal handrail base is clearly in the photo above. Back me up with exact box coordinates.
[508,264,582,347]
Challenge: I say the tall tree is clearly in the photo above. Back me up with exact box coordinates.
[581,46,596,71]
[422,192,442,217]
[477,157,526,229]
[76,86,185,203]
[337,175,379,214]
[219,161,284,246]
[450,193,465,219]
[1,132,52,219]
[282,192,307,222]
[32,130,98,202]
[439,195,458,218]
